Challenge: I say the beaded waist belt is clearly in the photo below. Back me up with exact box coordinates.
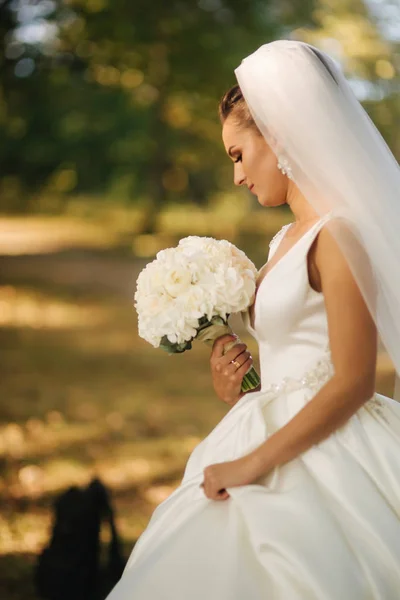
[261,346,335,405]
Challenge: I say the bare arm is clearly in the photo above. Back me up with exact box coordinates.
[249,224,378,475]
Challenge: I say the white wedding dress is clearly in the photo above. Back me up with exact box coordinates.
[107,213,400,599]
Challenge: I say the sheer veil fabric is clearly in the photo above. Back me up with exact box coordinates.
[234,40,400,399]
[104,43,400,600]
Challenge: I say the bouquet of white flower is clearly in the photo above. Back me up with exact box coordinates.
[134,235,261,392]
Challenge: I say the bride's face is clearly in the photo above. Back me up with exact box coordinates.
[222,115,288,208]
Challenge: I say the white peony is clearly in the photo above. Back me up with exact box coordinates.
[134,236,258,349]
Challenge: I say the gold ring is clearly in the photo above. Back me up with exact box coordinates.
[231,359,241,368]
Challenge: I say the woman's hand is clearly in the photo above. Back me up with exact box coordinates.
[200,453,263,501]
[210,334,254,406]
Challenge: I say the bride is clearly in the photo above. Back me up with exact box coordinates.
[106,40,400,598]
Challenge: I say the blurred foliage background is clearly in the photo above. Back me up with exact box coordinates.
[0,0,399,598]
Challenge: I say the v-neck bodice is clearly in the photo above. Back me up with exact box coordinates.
[242,212,334,389]
[248,217,328,330]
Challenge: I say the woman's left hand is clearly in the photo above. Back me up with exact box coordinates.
[200,453,263,501]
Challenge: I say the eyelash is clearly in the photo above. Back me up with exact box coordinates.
[234,154,242,163]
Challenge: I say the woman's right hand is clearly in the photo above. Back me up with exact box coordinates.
[210,334,254,407]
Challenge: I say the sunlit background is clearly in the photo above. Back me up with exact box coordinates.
[0,0,399,597]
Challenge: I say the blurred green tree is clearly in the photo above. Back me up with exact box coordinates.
[0,0,398,231]
[0,0,316,222]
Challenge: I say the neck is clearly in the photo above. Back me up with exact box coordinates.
[286,182,319,224]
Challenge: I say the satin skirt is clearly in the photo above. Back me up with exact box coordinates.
[106,385,400,599]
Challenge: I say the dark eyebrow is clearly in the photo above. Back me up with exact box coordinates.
[228,145,238,157]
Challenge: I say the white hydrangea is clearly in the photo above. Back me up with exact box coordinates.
[134,236,258,348]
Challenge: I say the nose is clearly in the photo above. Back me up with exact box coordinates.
[233,163,246,187]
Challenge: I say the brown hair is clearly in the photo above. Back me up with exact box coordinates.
[218,84,259,132]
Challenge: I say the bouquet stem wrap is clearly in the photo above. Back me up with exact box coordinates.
[195,321,261,393]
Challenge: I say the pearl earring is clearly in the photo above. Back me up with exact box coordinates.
[277,154,294,180]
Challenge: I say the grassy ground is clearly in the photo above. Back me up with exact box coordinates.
[0,211,395,599]
[0,280,259,596]
[0,210,262,599]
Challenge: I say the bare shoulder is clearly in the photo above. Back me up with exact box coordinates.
[312,221,350,278]
[312,218,375,287]
[309,220,378,396]
[308,218,374,291]
[307,223,343,292]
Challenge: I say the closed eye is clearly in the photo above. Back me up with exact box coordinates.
[234,154,242,163]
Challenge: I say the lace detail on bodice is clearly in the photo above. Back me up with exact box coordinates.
[260,343,387,422]
[365,394,389,422]
[268,223,293,251]
[261,344,334,404]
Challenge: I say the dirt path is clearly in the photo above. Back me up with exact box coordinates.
[0,250,147,298]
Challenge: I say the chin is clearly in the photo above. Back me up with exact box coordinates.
[257,195,271,208]
[261,195,286,209]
